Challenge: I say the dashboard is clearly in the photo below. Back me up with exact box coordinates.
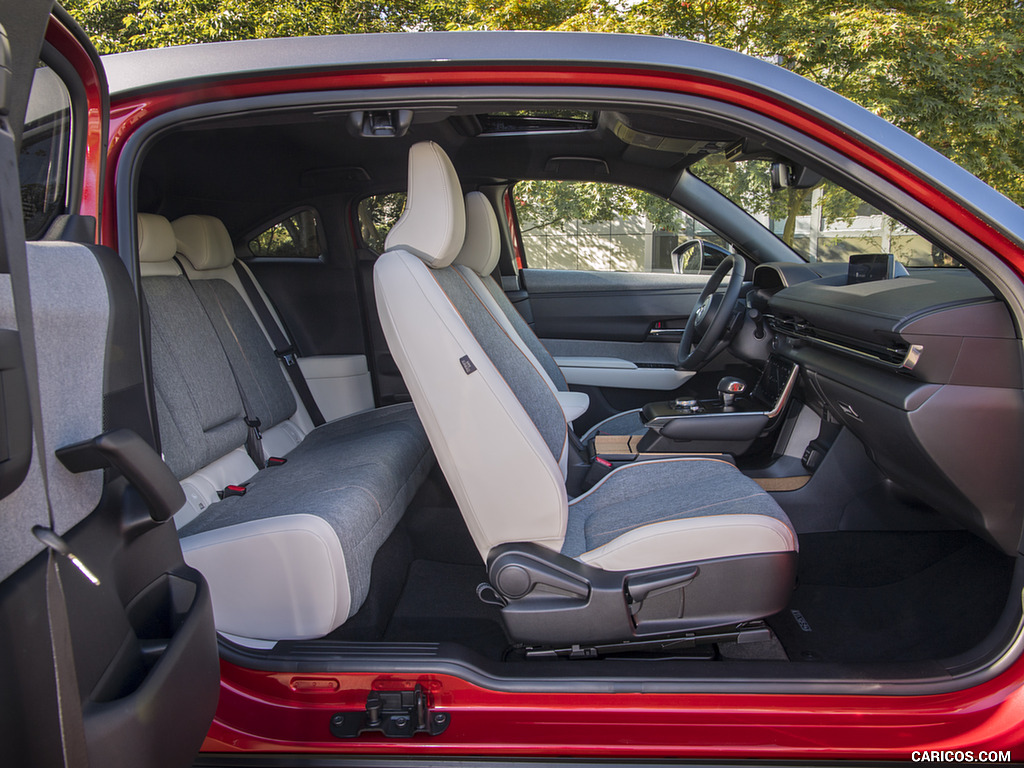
[751,261,1024,555]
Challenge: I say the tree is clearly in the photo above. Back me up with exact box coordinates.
[63,0,471,52]
[65,0,1024,210]
[618,0,1024,207]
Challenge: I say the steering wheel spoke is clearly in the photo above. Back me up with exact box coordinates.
[677,253,746,370]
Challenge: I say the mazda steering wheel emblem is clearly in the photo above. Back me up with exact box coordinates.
[695,295,712,324]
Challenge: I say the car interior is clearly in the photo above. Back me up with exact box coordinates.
[25,78,1024,690]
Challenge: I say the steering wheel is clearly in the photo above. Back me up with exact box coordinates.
[677,253,746,370]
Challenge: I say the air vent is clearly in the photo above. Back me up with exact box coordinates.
[771,316,912,368]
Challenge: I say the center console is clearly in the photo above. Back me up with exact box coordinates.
[614,356,799,457]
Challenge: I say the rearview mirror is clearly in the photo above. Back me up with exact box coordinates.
[770,161,822,190]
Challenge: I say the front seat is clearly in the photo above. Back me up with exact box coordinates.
[374,141,797,647]
[450,190,644,441]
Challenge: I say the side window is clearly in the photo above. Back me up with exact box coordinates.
[356,192,406,253]
[19,63,72,240]
[248,208,324,259]
[513,180,728,273]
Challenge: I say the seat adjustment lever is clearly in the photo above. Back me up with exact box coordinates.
[626,565,699,604]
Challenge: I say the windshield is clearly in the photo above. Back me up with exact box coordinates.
[691,156,960,268]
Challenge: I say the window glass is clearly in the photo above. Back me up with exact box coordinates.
[514,180,728,273]
[691,156,960,268]
[356,193,406,252]
[20,63,72,240]
[248,209,324,259]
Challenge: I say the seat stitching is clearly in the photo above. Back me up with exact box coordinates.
[581,514,794,559]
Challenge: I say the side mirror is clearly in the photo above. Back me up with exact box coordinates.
[672,239,705,274]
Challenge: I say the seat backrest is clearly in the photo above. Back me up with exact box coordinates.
[171,215,300,441]
[452,192,569,392]
[374,143,570,560]
[0,238,138,579]
[138,213,255,525]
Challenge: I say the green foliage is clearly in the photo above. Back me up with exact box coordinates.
[64,0,1024,210]
[357,192,406,252]
[248,209,322,258]
[692,155,863,246]
[62,0,472,52]
[515,180,684,233]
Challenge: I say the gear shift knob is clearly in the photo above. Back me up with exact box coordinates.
[717,376,746,408]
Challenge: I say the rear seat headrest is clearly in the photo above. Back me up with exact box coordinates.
[454,192,501,278]
[172,215,236,271]
[384,141,466,269]
[138,213,177,263]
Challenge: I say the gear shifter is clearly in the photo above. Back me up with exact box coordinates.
[717,376,747,409]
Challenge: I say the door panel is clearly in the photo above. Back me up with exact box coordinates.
[518,268,760,428]
[0,8,219,766]
[248,257,365,358]
[521,268,706,342]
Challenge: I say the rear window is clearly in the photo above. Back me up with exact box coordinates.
[356,193,406,252]
[248,209,324,259]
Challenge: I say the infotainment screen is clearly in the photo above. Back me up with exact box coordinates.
[847,253,896,284]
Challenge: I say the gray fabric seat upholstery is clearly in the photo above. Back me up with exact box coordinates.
[137,213,432,642]
[562,457,792,562]
[374,142,797,644]
[578,408,646,441]
[450,192,647,441]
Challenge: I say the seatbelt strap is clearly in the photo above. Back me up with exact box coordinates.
[233,261,326,427]
[178,260,266,469]
[10,242,93,767]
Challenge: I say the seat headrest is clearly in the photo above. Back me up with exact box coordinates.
[137,213,177,263]
[454,192,501,277]
[384,141,465,269]
[172,215,236,271]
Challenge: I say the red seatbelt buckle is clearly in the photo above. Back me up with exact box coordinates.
[218,484,248,499]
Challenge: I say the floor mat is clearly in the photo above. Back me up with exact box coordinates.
[769,532,1014,663]
[383,559,510,659]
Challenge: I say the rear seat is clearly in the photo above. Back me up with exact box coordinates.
[137,213,433,644]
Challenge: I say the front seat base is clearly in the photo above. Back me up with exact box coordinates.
[487,543,797,646]
[522,620,773,659]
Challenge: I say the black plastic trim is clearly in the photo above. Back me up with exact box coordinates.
[56,429,185,523]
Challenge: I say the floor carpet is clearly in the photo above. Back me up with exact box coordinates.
[383,559,511,659]
[768,531,1014,663]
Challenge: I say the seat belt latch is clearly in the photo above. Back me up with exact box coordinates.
[244,417,262,440]
[275,346,298,367]
[581,456,615,492]
[32,526,101,586]
[218,484,248,499]
[267,456,287,466]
